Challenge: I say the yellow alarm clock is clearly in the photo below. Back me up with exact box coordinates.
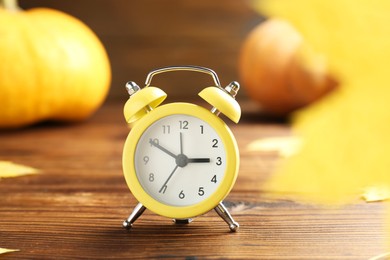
[122,66,241,232]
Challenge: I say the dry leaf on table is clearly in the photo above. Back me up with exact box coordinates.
[0,248,19,255]
[362,186,390,203]
[0,161,39,178]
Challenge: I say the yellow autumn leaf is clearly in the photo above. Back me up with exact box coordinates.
[253,0,390,88]
[251,0,390,204]
[0,248,19,255]
[246,136,302,158]
[0,161,39,178]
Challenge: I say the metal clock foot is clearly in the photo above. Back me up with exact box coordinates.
[123,203,146,229]
[214,202,239,232]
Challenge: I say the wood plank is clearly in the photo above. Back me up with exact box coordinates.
[0,102,386,259]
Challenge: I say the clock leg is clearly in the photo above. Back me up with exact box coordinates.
[214,202,239,232]
[122,203,146,229]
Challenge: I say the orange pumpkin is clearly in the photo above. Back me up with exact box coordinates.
[239,19,337,116]
[0,0,111,128]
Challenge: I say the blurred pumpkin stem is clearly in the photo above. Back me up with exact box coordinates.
[0,0,21,12]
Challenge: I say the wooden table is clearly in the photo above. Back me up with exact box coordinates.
[0,102,386,259]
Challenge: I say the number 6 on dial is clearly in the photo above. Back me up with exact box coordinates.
[122,66,241,232]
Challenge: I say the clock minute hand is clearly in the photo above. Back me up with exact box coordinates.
[149,139,177,159]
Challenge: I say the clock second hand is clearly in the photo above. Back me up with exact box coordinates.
[159,164,179,193]
[150,137,181,193]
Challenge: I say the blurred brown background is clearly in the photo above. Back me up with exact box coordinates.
[19,0,264,102]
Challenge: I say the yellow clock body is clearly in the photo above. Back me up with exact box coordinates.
[121,66,241,231]
[123,102,239,219]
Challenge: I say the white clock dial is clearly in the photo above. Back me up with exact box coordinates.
[134,114,226,207]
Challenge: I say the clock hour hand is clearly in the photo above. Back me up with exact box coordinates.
[149,139,177,159]
[187,158,211,163]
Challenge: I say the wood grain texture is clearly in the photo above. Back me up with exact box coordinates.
[0,102,386,259]
[18,0,263,101]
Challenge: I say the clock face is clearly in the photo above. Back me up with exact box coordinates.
[134,114,226,207]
